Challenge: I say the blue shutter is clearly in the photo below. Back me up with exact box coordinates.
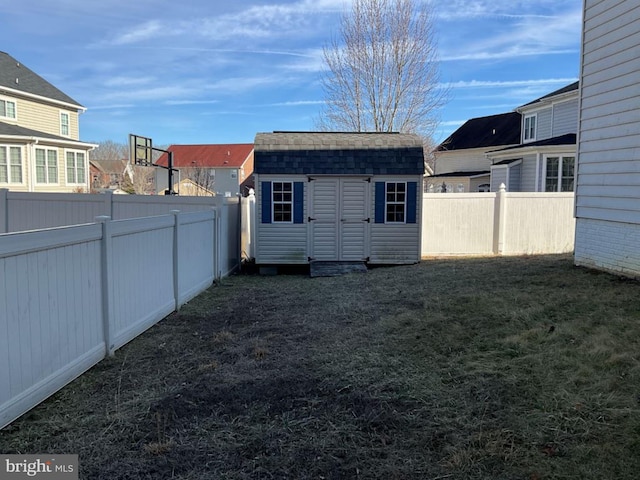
[261,181,272,224]
[374,182,385,223]
[293,182,304,224]
[406,181,417,224]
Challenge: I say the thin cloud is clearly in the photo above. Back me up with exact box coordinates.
[446,78,578,89]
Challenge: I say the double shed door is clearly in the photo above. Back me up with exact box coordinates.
[310,177,370,261]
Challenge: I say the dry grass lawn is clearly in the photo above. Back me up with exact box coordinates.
[1,254,640,479]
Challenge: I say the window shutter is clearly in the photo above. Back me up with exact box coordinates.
[293,182,304,224]
[374,182,385,223]
[261,181,272,224]
[406,181,417,224]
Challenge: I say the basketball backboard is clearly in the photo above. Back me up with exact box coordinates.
[129,134,153,166]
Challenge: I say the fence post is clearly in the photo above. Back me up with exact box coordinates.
[97,215,115,356]
[247,188,256,260]
[171,210,181,310]
[0,188,8,234]
[493,183,507,255]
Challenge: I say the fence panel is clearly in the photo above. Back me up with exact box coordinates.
[177,210,216,306]
[502,193,575,254]
[0,225,105,429]
[422,193,496,256]
[0,209,221,429]
[421,191,576,256]
[107,216,176,351]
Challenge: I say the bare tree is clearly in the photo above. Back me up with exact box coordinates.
[179,165,216,196]
[318,0,445,137]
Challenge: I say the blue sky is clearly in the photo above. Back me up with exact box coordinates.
[0,0,581,147]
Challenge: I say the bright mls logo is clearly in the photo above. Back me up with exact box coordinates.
[0,455,78,479]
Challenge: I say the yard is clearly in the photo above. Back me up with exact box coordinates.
[1,255,639,479]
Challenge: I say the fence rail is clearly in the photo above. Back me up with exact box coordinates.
[0,209,224,429]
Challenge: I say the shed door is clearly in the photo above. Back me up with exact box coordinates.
[310,178,369,261]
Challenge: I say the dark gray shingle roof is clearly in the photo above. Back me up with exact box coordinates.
[0,51,83,108]
[519,81,579,108]
[0,120,76,141]
[254,132,425,175]
[436,112,521,151]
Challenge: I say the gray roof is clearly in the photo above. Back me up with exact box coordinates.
[254,132,425,175]
[0,51,84,108]
[0,121,94,147]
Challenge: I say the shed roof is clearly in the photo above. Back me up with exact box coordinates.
[254,132,424,175]
[0,51,84,109]
[156,143,253,168]
[435,112,521,151]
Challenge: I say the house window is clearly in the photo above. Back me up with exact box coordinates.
[524,114,536,142]
[60,112,70,136]
[231,169,238,179]
[544,156,575,192]
[272,181,293,222]
[0,145,23,183]
[35,148,58,184]
[66,151,86,184]
[0,98,16,120]
[386,182,406,223]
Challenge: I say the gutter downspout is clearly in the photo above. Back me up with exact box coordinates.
[28,137,38,193]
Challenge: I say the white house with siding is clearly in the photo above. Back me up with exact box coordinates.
[486,82,579,193]
[253,132,424,266]
[574,0,640,277]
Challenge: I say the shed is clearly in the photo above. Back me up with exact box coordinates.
[254,132,425,266]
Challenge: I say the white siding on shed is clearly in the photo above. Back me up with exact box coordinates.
[255,176,308,264]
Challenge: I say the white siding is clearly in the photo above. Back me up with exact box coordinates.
[368,176,422,264]
[576,0,640,226]
[536,108,553,140]
[521,154,539,191]
[575,0,640,277]
[553,98,579,136]
[508,164,521,192]
[434,148,493,174]
[254,175,308,264]
[491,167,507,192]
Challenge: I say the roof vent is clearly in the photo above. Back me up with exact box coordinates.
[15,78,19,84]
[492,129,496,135]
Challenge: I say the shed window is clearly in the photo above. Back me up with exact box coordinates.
[261,181,304,224]
[273,182,293,222]
[375,181,417,224]
[386,182,406,223]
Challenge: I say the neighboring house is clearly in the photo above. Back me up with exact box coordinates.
[0,51,95,192]
[430,112,521,193]
[90,158,127,191]
[155,143,254,196]
[253,131,424,266]
[574,0,640,277]
[486,82,579,192]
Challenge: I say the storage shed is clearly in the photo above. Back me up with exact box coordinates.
[254,132,425,266]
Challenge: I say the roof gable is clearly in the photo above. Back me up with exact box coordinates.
[156,143,253,168]
[254,132,424,175]
[436,112,521,151]
[0,51,83,108]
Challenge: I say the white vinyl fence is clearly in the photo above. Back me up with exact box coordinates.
[0,206,234,429]
[422,186,575,256]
